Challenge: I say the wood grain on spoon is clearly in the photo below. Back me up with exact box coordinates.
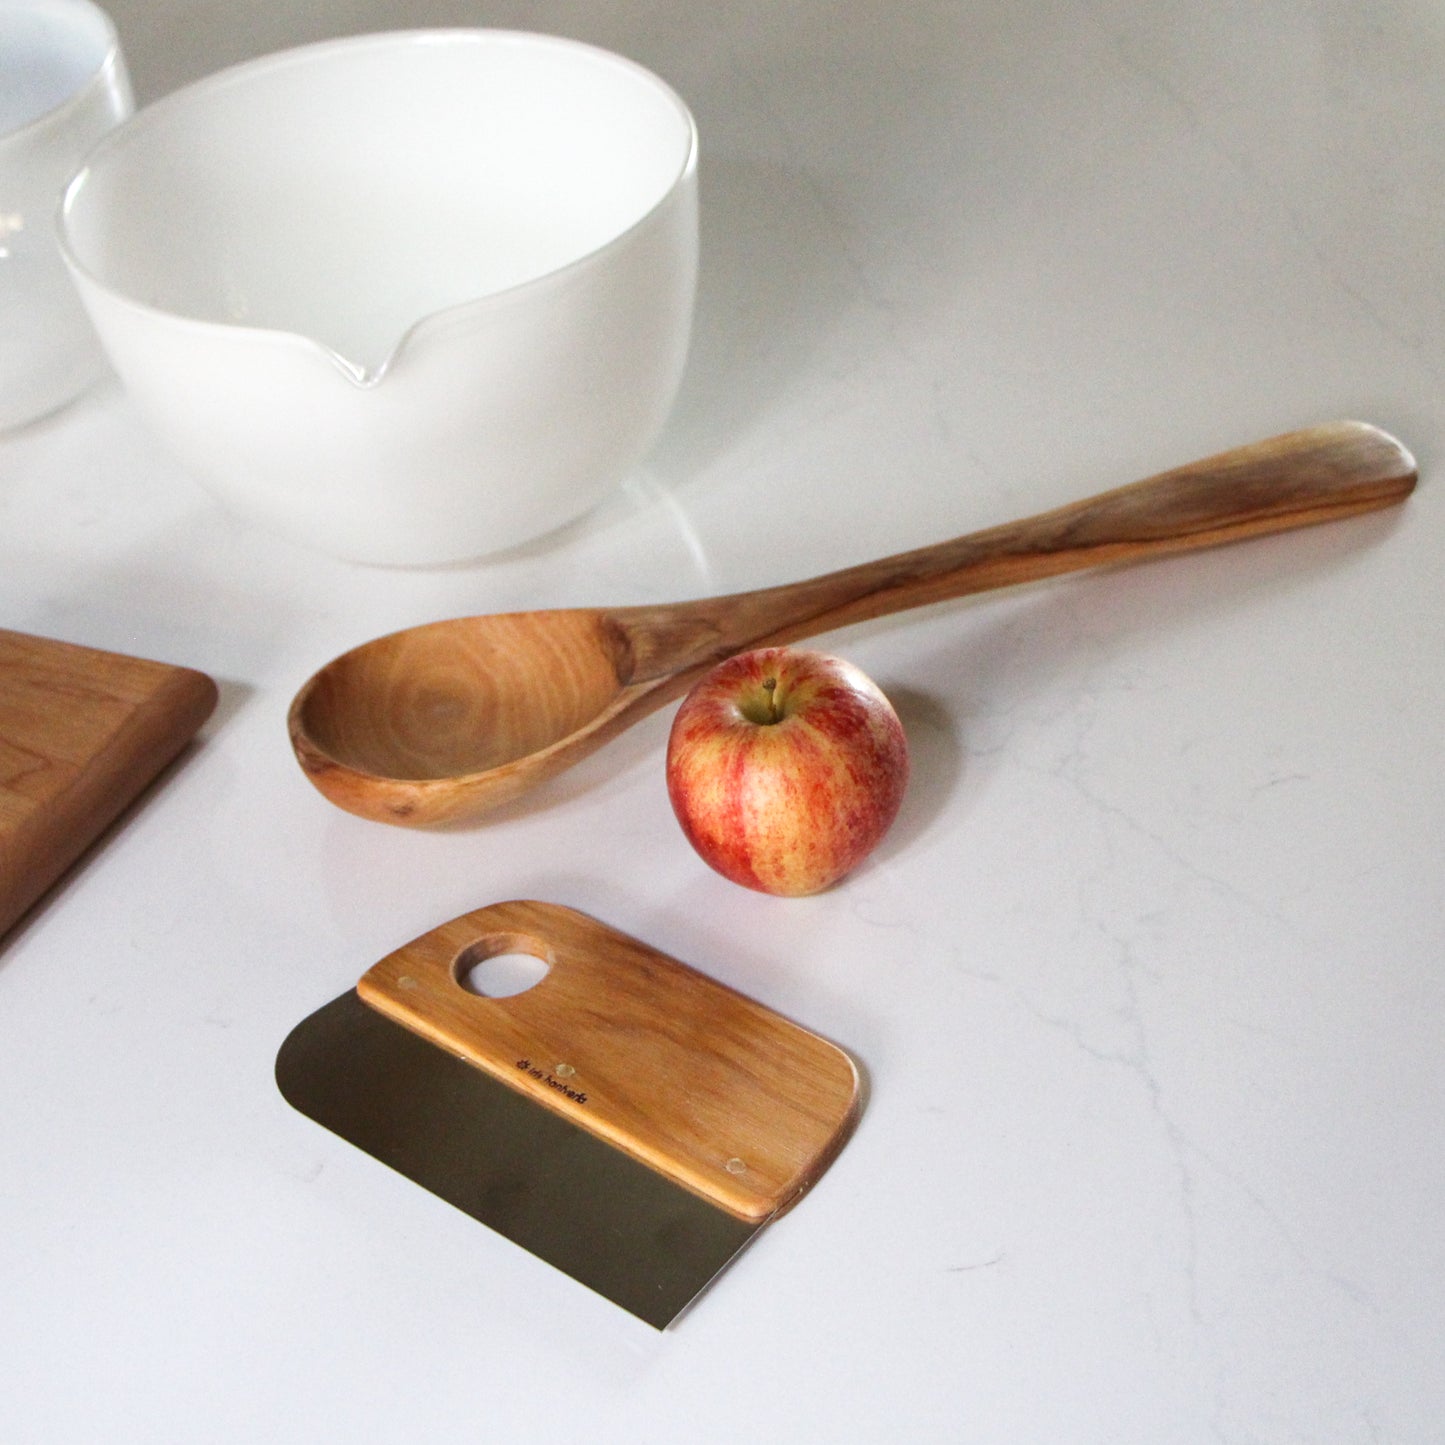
[288,421,1416,828]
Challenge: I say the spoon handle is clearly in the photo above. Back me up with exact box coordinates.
[619,421,1415,682]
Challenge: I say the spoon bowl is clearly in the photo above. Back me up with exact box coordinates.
[289,422,1416,827]
[298,611,628,782]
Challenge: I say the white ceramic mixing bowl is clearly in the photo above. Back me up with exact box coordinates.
[59,29,699,564]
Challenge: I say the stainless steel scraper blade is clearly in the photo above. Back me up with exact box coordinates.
[276,989,757,1328]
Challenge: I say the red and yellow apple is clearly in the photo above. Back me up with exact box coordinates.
[665,647,910,895]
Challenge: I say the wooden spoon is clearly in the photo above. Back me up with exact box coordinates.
[288,421,1415,828]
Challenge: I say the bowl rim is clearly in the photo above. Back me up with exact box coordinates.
[57,27,700,386]
[0,0,125,147]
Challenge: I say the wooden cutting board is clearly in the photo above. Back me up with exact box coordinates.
[0,630,218,939]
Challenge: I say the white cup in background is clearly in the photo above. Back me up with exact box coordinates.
[0,0,131,431]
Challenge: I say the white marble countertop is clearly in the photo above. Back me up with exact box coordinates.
[3,2,1442,1441]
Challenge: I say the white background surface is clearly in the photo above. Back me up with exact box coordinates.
[3,2,1443,1441]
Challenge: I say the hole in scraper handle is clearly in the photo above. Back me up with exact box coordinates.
[456,934,551,998]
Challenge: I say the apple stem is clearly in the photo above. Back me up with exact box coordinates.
[763,676,780,723]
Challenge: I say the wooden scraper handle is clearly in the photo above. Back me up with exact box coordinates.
[358,900,861,1223]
